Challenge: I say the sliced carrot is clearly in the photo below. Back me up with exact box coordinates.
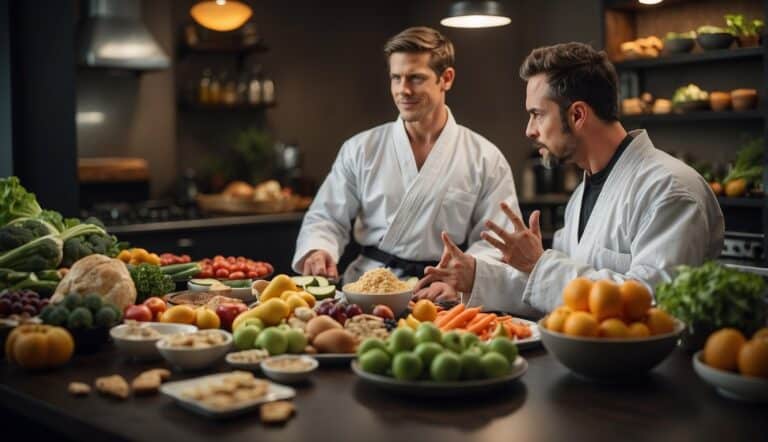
[434,304,465,327]
[442,307,481,330]
[467,314,496,334]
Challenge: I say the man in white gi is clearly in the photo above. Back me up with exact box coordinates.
[292,27,529,310]
[418,42,724,314]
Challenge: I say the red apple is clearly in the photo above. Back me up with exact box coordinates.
[215,303,248,330]
[124,304,153,322]
[372,304,395,320]
[143,297,167,321]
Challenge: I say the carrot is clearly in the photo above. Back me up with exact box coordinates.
[434,304,465,327]
[467,313,496,334]
[513,322,533,338]
[442,307,481,330]
[466,313,488,328]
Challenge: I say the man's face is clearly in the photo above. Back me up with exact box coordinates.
[389,52,452,123]
[525,74,576,169]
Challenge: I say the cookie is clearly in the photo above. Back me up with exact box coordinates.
[139,368,171,381]
[68,382,91,396]
[131,374,162,395]
[260,401,295,424]
[95,375,130,399]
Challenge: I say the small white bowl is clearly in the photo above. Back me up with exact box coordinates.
[110,322,198,361]
[260,355,318,383]
[342,288,413,316]
[693,351,768,402]
[156,330,233,371]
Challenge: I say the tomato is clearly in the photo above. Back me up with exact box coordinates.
[202,258,212,265]
[247,271,259,279]
[264,263,274,274]
[229,271,245,280]
[181,254,191,263]
[143,297,168,320]
[125,304,153,322]
[215,268,230,278]
[236,256,246,262]
[214,255,224,261]
[227,256,236,264]
[198,270,213,278]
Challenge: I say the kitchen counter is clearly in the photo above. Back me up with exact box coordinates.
[0,346,763,441]
[106,212,306,235]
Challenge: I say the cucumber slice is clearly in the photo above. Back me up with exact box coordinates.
[223,279,252,288]
[190,278,218,286]
[306,285,336,300]
[291,276,317,288]
[315,276,330,287]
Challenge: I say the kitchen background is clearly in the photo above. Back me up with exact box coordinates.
[1,0,766,273]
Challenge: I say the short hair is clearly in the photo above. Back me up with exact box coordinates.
[384,26,455,76]
[520,42,619,123]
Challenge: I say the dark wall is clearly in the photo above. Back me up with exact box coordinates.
[0,0,11,177]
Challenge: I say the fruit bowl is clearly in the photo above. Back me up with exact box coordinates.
[693,350,768,402]
[538,318,684,380]
[342,288,413,317]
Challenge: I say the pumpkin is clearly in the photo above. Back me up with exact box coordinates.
[5,324,74,369]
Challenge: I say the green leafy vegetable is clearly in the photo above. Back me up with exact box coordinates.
[656,261,767,335]
[129,263,175,303]
[724,137,763,185]
[0,177,42,226]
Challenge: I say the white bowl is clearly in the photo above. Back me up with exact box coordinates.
[156,330,233,371]
[342,288,413,316]
[187,280,255,303]
[260,355,319,383]
[693,351,768,402]
[110,322,198,361]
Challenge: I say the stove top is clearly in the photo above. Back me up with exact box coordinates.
[82,201,203,226]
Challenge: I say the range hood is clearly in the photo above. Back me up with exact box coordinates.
[78,0,170,71]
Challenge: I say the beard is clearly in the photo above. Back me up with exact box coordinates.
[534,140,575,170]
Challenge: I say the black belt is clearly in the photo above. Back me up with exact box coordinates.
[360,246,439,278]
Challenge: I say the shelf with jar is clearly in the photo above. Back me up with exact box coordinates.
[180,66,277,111]
[178,22,268,59]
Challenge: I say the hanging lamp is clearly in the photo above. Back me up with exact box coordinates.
[190,0,253,32]
[440,1,511,29]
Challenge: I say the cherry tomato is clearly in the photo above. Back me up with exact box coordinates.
[264,263,274,274]
[215,268,230,278]
[214,255,224,261]
[247,271,259,279]
[229,271,245,280]
[198,270,213,278]
[181,255,191,263]
[236,256,246,262]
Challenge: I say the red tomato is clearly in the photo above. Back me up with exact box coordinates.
[236,256,246,262]
[226,257,236,264]
[229,271,245,280]
[202,258,212,265]
[181,255,191,263]
[215,268,230,278]
[246,271,258,279]
[143,297,168,320]
[264,263,274,274]
[124,304,153,322]
[214,255,224,261]
[198,270,213,278]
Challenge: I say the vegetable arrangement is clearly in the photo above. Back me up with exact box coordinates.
[656,261,767,335]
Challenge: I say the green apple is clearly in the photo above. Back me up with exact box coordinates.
[240,318,265,330]
[460,332,479,350]
[460,350,485,380]
[233,325,261,350]
[441,331,463,353]
[415,322,442,344]
[388,328,416,354]
[430,351,461,382]
[481,352,510,378]
[463,345,484,357]
[414,342,443,368]
[357,338,388,358]
[256,327,288,355]
[359,348,391,375]
[488,337,518,364]
[392,352,423,381]
[285,329,308,354]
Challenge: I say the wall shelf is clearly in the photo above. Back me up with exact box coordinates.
[621,110,764,124]
[718,196,765,209]
[614,47,763,70]
[178,101,276,112]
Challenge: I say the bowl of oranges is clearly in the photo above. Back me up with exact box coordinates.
[539,278,684,380]
[693,327,768,402]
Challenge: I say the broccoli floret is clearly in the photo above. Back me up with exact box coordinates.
[0,235,63,271]
[46,306,70,326]
[95,306,118,327]
[64,293,82,310]
[67,307,93,329]
[83,293,103,313]
[38,210,65,233]
[0,225,37,253]
[61,237,93,268]
[129,263,175,303]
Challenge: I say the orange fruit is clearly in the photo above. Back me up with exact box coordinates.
[645,308,676,335]
[412,299,438,322]
[627,322,651,338]
[562,277,592,312]
[599,318,629,338]
[195,306,221,329]
[161,305,197,325]
[738,339,768,378]
[752,328,768,341]
[704,328,746,371]
[619,280,652,321]
[588,280,622,321]
[563,311,599,337]
[545,307,572,333]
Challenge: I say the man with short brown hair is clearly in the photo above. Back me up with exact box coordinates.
[418,42,724,314]
[293,27,531,313]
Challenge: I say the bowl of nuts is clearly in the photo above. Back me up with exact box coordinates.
[156,329,232,370]
[261,355,319,383]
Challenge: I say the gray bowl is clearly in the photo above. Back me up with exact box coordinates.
[539,318,684,380]
[664,37,695,54]
[693,351,768,402]
[697,33,734,50]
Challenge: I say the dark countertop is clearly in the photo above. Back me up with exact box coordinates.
[1,345,764,442]
[106,212,305,235]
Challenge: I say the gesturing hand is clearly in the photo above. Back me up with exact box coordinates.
[412,281,460,304]
[301,249,339,280]
[480,203,544,274]
[415,232,476,294]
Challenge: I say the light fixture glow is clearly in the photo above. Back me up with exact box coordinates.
[190,0,253,32]
[441,1,511,29]
[638,0,663,4]
[76,112,105,125]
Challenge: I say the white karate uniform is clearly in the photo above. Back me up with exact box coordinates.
[468,129,725,316]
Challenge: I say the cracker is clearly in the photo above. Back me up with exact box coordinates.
[140,368,171,381]
[95,375,130,399]
[131,374,162,395]
[260,401,295,424]
[68,382,91,396]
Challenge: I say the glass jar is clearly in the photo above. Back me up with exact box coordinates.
[199,69,212,104]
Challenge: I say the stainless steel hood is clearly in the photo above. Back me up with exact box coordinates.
[78,0,170,71]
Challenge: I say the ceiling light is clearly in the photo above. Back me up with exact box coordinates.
[441,1,511,29]
[190,0,253,32]
[639,0,663,5]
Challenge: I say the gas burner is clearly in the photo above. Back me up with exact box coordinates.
[82,201,203,226]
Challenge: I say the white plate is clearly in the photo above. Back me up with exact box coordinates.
[160,372,296,418]
[693,351,768,403]
[352,356,527,397]
[507,318,541,350]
